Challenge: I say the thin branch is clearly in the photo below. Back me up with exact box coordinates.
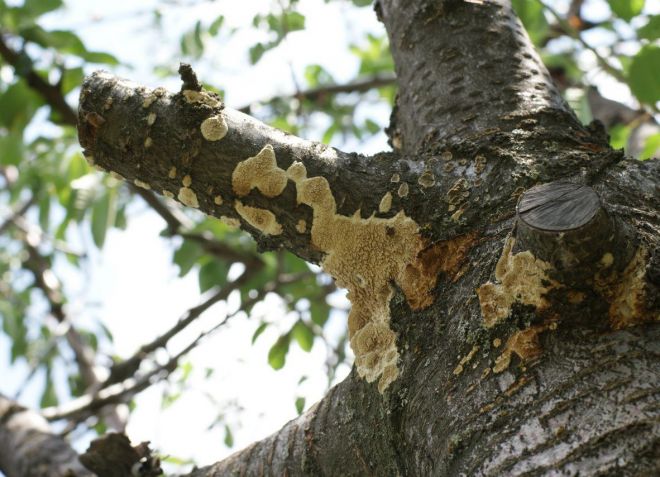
[0,33,78,125]
[238,73,396,114]
[538,0,627,85]
[104,268,257,386]
[42,292,262,422]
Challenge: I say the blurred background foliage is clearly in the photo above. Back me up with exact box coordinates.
[0,0,658,470]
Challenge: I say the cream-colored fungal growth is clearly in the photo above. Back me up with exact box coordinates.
[229,157,444,392]
[477,237,558,327]
[214,195,223,205]
[147,112,157,126]
[178,187,199,208]
[168,166,177,179]
[390,173,400,183]
[200,114,228,142]
[285,161,431,392]
[379,192,393,214]
[182,89,222,108]
[418,171,435,188]
[235,201,282,235]
[296,219,307,233]
[596,247,658,329]
[232,144,287,198]
[474,155,487,174]
[144,137,153,148]
[162,190,174,199]
[453,345,479,375]
[182,175,192,187]
[133,179,151,190]
[142,94,157,108]
[398,182,409,198]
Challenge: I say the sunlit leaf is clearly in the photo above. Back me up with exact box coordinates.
[608,0,644,21]
[224,425,234,447]
[628,45,660,104]
[291,320,314,352]
[198,259,229,293]
[252,322,268,344]
[295,396,305,415]
[637,15,660,40]
[268,335,290,370]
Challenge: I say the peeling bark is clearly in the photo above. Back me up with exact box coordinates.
[72,0,660,475]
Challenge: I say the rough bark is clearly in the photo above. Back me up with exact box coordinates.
[69,0,660,476]
[0,394,93,477]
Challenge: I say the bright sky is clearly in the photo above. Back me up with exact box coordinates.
[0,0,655,473]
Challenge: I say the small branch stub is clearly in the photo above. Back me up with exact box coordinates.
[516,181,635,283]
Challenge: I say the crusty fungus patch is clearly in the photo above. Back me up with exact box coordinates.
[235,201,283,236]
[379,192,393,214]
[232,145,287,198]
[182,89,222,108]
[133,179,151,190]
[477,237,559,327]
[200,114,228,142]
[492,324,552,373]
[453,345,479,376]
[228,148,450,392]
[296,219,307,234]
[595,247,658,329]
[178,187,199,208]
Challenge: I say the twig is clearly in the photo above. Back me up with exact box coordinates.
[238,73,397,114]
[537,0,627,84]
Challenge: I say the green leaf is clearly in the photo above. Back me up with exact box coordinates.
[283,11,305,32]
[0,81,42,130]
[173,240,202,277]
[91,192,112,248]
[224,425,234,447]
[291,320,314,352]
[608,0,644,21]
[512,0,549,45]
[251,322,268,344]
[268,335,290,370]
[80,51,119,65]
[628,45,660,105]
[249,42,267,64]
[209,15,225,36]
[41,369,59,407]
[608,124,631,150]
[310,301,329,326]
[638,15,660,40]
[640,133,660,160]
[23,0,62,17]
[0,134,23,166]
[198,260,229,293]
[295,396,305,415]
[352,0,373,6]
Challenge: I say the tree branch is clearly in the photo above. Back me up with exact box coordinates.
[0,394,93,477]
[378,0,580,153]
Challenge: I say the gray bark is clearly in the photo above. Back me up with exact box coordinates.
[0,394,93,477]
[39,0,660,475]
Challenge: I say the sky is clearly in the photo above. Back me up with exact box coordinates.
[0,0,656,473]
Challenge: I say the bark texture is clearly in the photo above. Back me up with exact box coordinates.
[69,0,660,475]
[0,394,93,477]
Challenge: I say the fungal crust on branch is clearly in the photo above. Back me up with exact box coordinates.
[229,144,449,392]
[232,144,288,198]
[477,237,558,327]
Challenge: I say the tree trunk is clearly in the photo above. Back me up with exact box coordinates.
[72,0,660,475]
